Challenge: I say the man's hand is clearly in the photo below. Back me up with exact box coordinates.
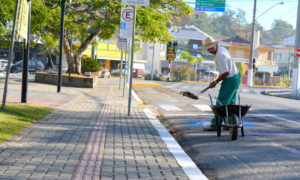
[209,81,217,88]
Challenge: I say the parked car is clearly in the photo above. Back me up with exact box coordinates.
[101,68,111,78]
[0,59,8,71]
[10,60,45,73]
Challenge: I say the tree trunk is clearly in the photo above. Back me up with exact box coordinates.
[63,34,75,73]
[74,54,82,74]
[47,54,54,69]
[62,27,102,75]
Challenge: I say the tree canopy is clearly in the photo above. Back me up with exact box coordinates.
[188,9,295,46]
[29,0,192,73]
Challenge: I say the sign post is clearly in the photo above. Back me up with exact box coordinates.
[21,0,31,103]
[195,0,226,12]
[2,0,21,109]
[166,42,176,81]
[117,37,127,90]
[127,6,136,116]
[121,0,149,116]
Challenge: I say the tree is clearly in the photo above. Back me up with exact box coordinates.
[236,62,246,76]
[180,51,196,80]
[0,0,15,47]
[188,9,250,38]
[31,0,192,74]
[261,19,295,45]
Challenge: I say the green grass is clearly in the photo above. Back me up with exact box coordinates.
[0,104,53,143]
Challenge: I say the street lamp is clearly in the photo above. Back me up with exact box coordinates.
[256,2,284,20]
[247,1,284,87]
[57,0,66,93]
[45,0,74,92]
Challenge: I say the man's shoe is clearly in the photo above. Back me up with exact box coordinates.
[203,125,217,131]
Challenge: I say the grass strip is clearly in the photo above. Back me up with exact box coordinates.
[0,104,53,143]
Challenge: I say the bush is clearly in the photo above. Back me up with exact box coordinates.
[171,66,189,81]
[82,58,102,72]
[236,62,246,76]
[280,75,291,88]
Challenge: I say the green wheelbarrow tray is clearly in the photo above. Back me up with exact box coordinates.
[210,104,251,118]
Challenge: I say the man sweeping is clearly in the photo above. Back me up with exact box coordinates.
[202,37,240,131]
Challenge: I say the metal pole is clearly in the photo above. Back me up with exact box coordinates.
[288,47,291,78]
[151,44,155,80]
[292,0,300,96]
[57,0,65,93]
[126,39,130,83]
[123,51,127,96]
[168,60,171,81]
[247,0,257,87]
[119,48,123,89]
[128,6,136,116]
[21,0,31,103]
[2,0,20,109]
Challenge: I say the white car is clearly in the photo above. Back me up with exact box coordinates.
[0,59,8,71]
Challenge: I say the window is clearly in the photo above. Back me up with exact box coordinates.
[236,50,244,58]
[192,44,198,49]
[268,51,272,60]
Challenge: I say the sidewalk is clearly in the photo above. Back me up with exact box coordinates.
[0,78,205,180]
[262,89,300,100]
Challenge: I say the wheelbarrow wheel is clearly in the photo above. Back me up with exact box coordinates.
[216,117,222,137]
[229,114,238,140]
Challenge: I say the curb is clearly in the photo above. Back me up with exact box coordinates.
[262,91,300,100]
[132,90,208,180]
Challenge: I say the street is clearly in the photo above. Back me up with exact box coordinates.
[133,80,300,180]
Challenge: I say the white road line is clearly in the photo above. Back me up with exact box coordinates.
[199,95,210,100]
[143,108,208,180]
[160,105,182,111]
[192,104,211,112]
[163,113,212,116]
[267,115,300,125]
[247,113,300,116]
[132,90,208,180]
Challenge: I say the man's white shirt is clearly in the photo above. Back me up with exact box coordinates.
[214,46,238,78]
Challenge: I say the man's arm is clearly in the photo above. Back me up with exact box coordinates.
[209,72,229,88]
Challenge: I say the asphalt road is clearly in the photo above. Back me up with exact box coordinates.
[133,80,300,180]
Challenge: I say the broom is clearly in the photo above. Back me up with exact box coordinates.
[180,86,210,100]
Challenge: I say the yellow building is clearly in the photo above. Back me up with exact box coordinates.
[220,36,276,85]
[81,40,147,72]
[221,36,275,65]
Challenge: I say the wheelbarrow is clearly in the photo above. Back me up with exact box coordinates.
[209,94,251,140]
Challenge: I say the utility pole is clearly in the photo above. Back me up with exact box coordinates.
[247,0,257,87]
[292,0,300,96]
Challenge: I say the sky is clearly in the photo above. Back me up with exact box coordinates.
[185,0,298,30]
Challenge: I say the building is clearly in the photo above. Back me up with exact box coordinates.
[273,46,294,77]
[167,25,214,74]
[221,35,277,85]
[80,40,147,74]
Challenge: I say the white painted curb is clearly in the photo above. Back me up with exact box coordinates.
[132,90,208,180]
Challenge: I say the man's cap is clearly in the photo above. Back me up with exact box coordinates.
[203,37,217,49]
